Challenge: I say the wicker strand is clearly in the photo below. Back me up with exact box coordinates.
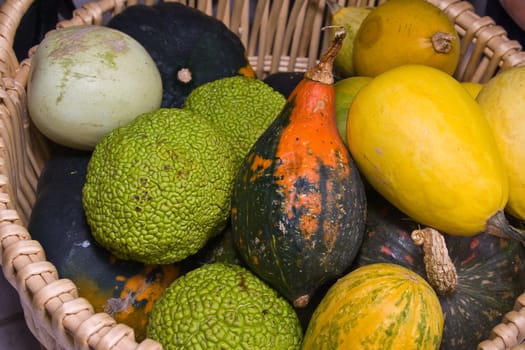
[429,0,525,82]
[283,1,307,71]
[0,0,33,72]
[51,298,95,349]
[268,0,290,72]
[0,223,30,259]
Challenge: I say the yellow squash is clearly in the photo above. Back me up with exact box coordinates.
[353,0,460,77]
[346,64,508,236]
[477,66,525,220]
[461,81,483,98]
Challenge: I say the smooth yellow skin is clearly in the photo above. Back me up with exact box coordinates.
[461,82,483,99]
[353,0,460,77]
[477,67,525,220]
[302,263,443,350]
[347,64,509,236]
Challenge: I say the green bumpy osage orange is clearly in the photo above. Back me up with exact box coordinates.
[147,263,303,349]
[82,108,237,264]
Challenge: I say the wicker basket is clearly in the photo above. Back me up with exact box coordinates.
[0,0,524,349]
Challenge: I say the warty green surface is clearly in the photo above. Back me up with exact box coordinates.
[82,108,236,264]
[147,262,303,349]
[184,76,286,164]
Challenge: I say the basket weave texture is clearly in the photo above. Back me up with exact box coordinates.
[0,0,524,349]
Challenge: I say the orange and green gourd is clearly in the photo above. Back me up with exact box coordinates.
[231,28,367,308]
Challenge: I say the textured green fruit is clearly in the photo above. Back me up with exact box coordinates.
[184,76,286,164]
[147,263,303,349]
[83,108,236,264]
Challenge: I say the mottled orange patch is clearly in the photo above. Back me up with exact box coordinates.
[380,245,394,257]
[115,274,126,282]
[239,59,256,79]
[252,255,260,265]
[249,154,273,182]
[403,255,415,266]
[74,264,179,341]
[274,79,350,239]
[462,237,480,265]
[322,216,339,251]
[469,237,480,250]
[119,264,180,315]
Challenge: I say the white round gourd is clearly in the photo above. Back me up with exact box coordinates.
[27,25,163,150]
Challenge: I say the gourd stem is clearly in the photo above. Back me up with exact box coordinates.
[177,68,192,83]
[304,26,346,85]
[485,210,525,243]
[411,228,458,296]
[293,295,310,308]
[431,31,456,53]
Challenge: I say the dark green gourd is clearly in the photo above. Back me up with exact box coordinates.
[231,29,367,308]
[357,189,525,350]
[107,2,255,108]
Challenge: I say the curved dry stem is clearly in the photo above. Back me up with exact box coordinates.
[304,26,346,85]
[485,210,525,242]
[411,227,457,296]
